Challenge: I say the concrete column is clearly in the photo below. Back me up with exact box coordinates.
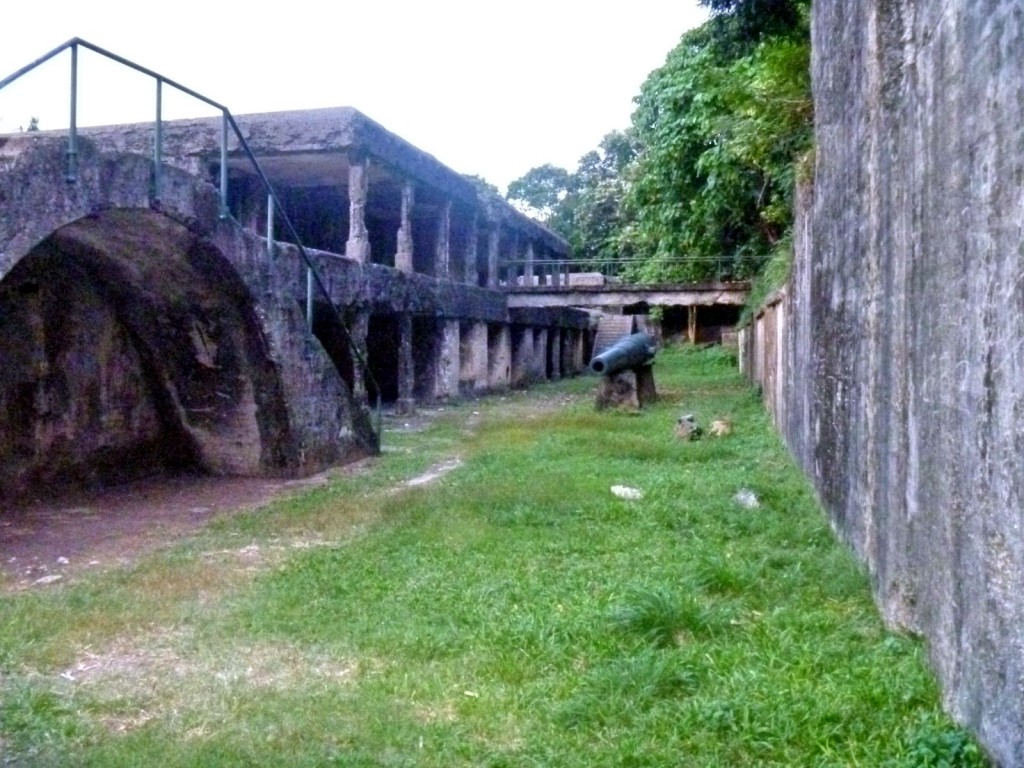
[687,305,698,344]
[434,319,460,399]
[533,328,548,379]
[560,329,574,376]
[345,152,371,264]
[511,326,534,387]
[506,232,520,286]
[488,324,511,389]
[395,181,415,274]
[435,201,451,279]
[350,309,370,403]
[574,329,586,371]
[549,327,563,381]
[487,227,500,288]
[397,313,415,414]
[460,321,489,394]
[524,240,535,286]
[464,213,478,286]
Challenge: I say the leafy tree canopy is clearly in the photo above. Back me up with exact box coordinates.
[506,0,812,285]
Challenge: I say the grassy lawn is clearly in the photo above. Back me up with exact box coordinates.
[0,346,986,767]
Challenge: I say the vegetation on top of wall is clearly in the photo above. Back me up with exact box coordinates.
[507,0,812,291]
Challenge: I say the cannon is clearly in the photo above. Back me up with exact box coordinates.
[590,332,658,409]
[590,332,657,375]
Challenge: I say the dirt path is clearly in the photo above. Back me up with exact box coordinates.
[0,471,353,590]
[0,392,583,592]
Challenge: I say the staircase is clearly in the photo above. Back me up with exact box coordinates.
[592,314,637,357]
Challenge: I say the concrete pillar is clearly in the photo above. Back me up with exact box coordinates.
[460,321,489,394]
[533,328,548,379]
[687,305,698,345]
[350,308,370,403]
[397,313,415,414]
[396,181,415,274]
[487,227,500,288]
[435,201,451,279]
[488,324,511,389]
[560,329,575,376]
[434,319,460,399]
[549,327,563,381]
[574,329,586,371]
[506,232,520,286]
[511,326,534,387]
[464,213,478,286]
[346,152,371,264]
[524,241,535,286]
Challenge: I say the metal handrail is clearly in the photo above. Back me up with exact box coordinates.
[500,255,747,286]
[1,38,382,445]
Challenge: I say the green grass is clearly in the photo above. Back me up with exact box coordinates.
[0,346,987,766]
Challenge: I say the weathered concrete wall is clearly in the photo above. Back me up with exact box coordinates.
[0,253,169,495]
[744,3,1024,763]
[0,136,373,498]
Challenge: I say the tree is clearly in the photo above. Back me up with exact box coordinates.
[700,0,805,51]
[463,174,500,197]
[619,0,811,281]
[506,164,572,220]
[507,0,811,284]
[506,130,638,268]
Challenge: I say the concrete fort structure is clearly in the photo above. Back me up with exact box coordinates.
[0,106,592,500]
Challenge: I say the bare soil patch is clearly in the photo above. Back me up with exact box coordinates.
[0,467,368,591]
[0,393,582,592]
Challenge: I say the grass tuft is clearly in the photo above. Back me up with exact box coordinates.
[609,586,721,647]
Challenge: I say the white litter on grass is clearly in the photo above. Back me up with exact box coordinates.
[33,574,63,585]
[611,485,644,500]
[733,489,760,509]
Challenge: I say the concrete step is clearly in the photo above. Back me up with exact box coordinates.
[592,315,636,357]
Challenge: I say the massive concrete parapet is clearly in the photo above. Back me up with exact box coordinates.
[743,2,1024,763]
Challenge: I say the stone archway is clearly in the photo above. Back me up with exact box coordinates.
[0,208,294,501]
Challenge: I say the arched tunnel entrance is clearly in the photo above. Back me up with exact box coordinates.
[0,209,294,503]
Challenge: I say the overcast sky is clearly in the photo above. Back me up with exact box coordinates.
[0,1,706,192]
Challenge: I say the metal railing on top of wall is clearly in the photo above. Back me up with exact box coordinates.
[501,255,743,286]
[0,37,382,444]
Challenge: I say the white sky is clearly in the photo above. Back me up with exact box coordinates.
[0,1,706,193]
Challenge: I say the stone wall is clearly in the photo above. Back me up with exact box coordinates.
[0,136,373,497]
[744,3,1024,763]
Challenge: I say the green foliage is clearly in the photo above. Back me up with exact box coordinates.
[506,131,638,267]
[890,713,987,768]
[609,586,721,648]
[623,12,811,280]
[505,163,572,220]
[700,0,807,53]
[507,0,812,287]
[462,173,500,197]
[738,227,794,326]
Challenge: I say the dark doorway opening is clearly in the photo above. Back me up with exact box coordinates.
[366,314,400,404]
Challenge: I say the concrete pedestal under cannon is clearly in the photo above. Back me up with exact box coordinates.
[590,332,658,410]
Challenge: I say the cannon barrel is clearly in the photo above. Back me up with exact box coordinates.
[590,332,657,375]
